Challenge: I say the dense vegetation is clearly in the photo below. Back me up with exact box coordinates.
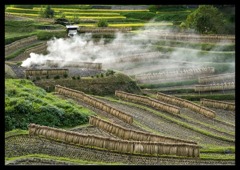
[182,5,235,34]
[5,79,95,131]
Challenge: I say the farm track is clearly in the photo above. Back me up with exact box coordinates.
[94,97,234,146]
[5,135,234,165]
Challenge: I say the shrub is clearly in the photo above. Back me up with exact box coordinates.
[63,73,68,78]
[106,69,115,76]
[72,76,76,80]
[36,76,41,80]
[46,75,49,79]
[42,5,55,18]
[100,73,104,78]
[54,75,60,79]
[96,75,99,78]
[77,76,81,80]
[97,19,108,27]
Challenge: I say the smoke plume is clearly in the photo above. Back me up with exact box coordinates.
[21,22,235,77]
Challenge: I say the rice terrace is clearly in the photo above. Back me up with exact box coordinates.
[5,4,235,165]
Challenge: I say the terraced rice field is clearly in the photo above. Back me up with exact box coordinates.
[5,6,235,165]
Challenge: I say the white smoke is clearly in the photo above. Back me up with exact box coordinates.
[21,21,235,77]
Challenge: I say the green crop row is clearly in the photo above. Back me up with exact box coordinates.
[33,7,149,13]
[62,12,121,16]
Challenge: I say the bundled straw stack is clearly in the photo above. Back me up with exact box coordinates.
[200,98,235,111]
[115,90,180,115]
[55,85,133,124]
[156,92,216,118]
[28,123,200,158]
[89,116,197,145]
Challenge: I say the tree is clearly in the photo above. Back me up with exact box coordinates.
[42,5,54,18]
[184,5,226,34]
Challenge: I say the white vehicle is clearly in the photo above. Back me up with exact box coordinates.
[66,25,79,37]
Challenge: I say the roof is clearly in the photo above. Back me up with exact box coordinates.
[66,25,79,29]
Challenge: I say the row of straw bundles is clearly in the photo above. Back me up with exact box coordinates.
[44,60,102,69]
[115,90,180,115]
[55,85,133,124]
[198,73,235,84]
[28,123,200,158]
[195,82,235,92]
[89,116,197,145]
[200,98,235,111]
[135,67,214,81]
[156,92,216,118]
[156,33,234,42]
[25,69,68,77]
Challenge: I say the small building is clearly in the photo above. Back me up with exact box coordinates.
[66,25,79,37]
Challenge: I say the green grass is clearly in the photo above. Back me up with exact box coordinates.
[200,153,235,160]
[5,79,96,131]
[5,154,124,165]
[32,7,149,12]
[5,129,28,138]
[200,146,235,154]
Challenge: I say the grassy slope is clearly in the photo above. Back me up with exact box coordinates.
[34,72,141,96]
[5,79,96,131]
